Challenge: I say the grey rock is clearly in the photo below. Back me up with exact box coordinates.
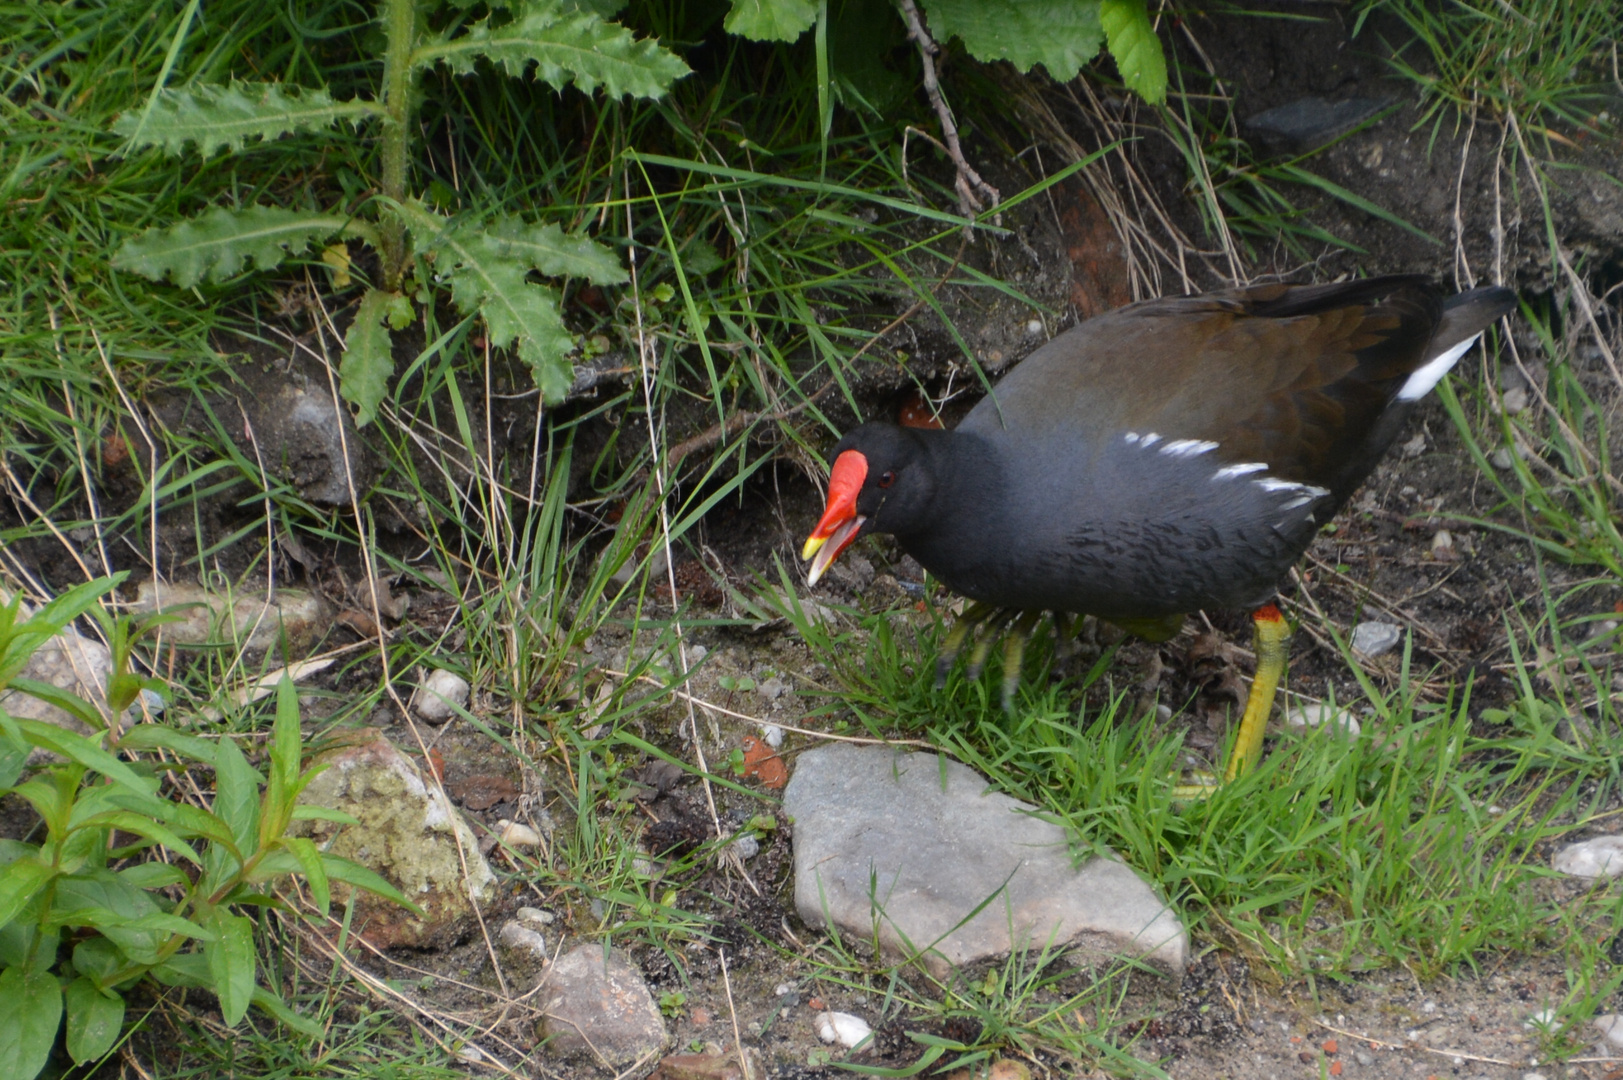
[1349,621,1403,658]
[1244,96,1390,153]
[130,580,327,655]
[784,744,1185,979]
[757,676,789,701]
[292,729,496,949]
[538,945,668,1067]
[497,920,547,959]
[1553,835,1623,878]
[1593,1014,1623,1047]
[246,379,374,505]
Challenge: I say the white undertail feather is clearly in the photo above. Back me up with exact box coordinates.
[1398,333,1481,401]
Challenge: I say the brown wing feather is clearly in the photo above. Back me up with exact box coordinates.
[966,275,1445,489]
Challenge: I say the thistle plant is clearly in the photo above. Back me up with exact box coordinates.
[111,0,689,423]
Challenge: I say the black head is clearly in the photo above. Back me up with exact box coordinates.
[803,422,942,584]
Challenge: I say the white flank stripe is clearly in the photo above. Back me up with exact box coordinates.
[1213,462,1268,480]
[1160,438,1218,458]
[1398,333,1480,401]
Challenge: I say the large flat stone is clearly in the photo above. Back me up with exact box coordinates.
[784,744,1185,978]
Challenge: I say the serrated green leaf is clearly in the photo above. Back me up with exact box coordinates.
[1100,0,1166,104]
[113,80,379,158]
[485,216,627,284]
[65,977,124,1065]
[416,1,689,99]
[0,965,62,1080]
[211,737,261,857]
[401,202,575,402]
[922,0,1103,80]
[340,289,398,427]
[723,0,817,42]
[206,911,255,1026]
[112,206,352,289]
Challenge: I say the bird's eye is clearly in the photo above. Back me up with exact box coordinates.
[878,470,896,488]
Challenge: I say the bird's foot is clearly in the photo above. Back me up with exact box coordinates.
[1169,770,1221,802]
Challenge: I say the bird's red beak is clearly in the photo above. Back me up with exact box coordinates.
[802,450,867,586]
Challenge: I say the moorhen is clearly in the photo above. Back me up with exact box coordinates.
[801,275,1515,787]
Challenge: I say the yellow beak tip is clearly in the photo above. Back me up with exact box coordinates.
[801,536,826,562]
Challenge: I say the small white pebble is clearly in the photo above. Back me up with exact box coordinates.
[775,983,794,997]
[1431,529,1454,555]
[1024,319,1044,337]
[495,820,541,849]
[761,724,785,749]
[456,1044,484,1064]
[815,1011,872,1049]
[1525,1008,1558,1030]
[516,906,554,927]
[1422,1001,1438,1014]
[1286,703,1361,738]
[412,668,470,723]
[1502,387,1529,414]
[730,833,760,860]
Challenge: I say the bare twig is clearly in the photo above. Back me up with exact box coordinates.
[897,0,1000,227]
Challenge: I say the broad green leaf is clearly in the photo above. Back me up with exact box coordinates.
[0,965,62,1080]
[321,855,422,914]
[400,202,574,402]
[64,976,124,1064]
[282,837,330,914]
[266,676,302,833]
[251,985,323,1036]
[340,288,401,427]
[416,1,689,99]
[74,812,201,865]
[289,804,359,825]
[211,736,262,856]
[0,737,26,789]
[5,677,105,730]
[53,873,170,964]
[724,0,817,42]
[0,855,53,928]
[922,0,1103,81]
[113,81,380,157]
[112,206,352,289]
[14,721,156,798]
[151,951,210,987]
[70,938,126,984]
[1099,0,1166,104]
[206,911,256,1026]
[485,216,627,284]
[117,862,188,890]
[116,725,217,763]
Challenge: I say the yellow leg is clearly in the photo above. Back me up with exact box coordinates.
[1000,611,1041,712]
[1223,604,1290,782]
[1172,604,1291,800]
